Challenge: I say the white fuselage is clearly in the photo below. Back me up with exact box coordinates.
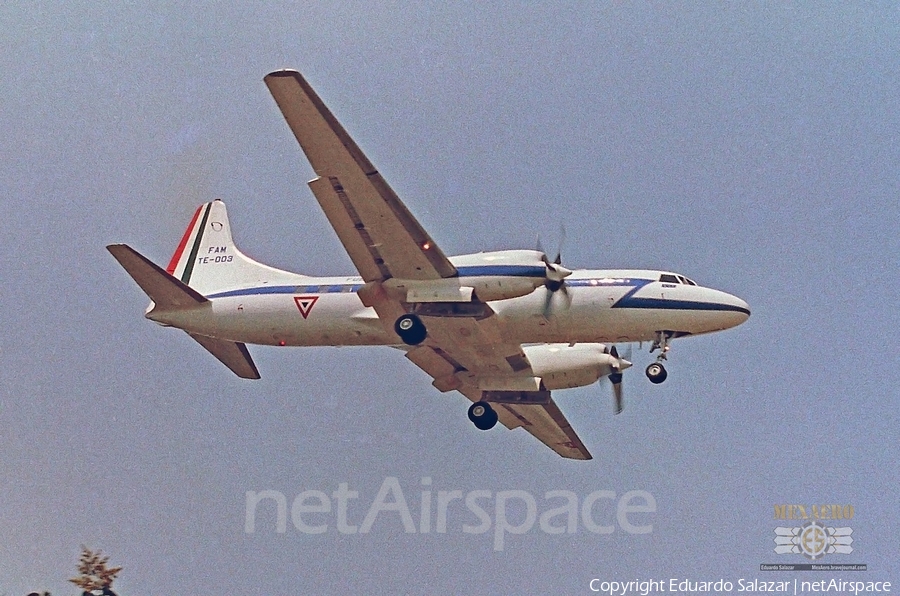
[150,265,750,349]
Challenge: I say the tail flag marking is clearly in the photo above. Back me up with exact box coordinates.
[166,202,211,285]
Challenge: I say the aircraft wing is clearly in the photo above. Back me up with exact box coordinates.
[404,314,593,461]
[264,70,456,283]
[266,70,590,460]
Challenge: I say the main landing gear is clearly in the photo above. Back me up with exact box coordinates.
[645,331,672,384]
[394,313,427,345]
[468,401,498,430]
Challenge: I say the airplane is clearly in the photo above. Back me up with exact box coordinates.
[107,69,750,460]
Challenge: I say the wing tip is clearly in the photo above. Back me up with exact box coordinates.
[265,68,302,81]
[560,445,593,460]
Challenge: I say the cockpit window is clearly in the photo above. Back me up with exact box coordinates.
[659,273,698,285]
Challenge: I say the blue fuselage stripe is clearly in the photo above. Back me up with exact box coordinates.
[613,297,750,315]
[455,265,545,277]
[206,285,363,298]
[206,277,748,316]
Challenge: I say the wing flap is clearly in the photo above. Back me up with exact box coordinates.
[405,345,459,391]
[307,176,390,281]
[265,70,456,282]
[419,313,531,376]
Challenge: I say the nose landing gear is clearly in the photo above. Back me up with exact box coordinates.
[645,361,668,384]
[645,331,673,384]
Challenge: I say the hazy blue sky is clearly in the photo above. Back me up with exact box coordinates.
[2,3,898,594]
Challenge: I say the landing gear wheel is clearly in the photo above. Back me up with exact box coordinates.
[467,401,498,430]
[645,362,668,384]
[394,314,427,345]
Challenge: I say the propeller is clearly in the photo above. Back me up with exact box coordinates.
[537,227,572,318]
[607,344,632,415]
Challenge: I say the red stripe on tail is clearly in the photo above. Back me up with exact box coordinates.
[166,205,204,274]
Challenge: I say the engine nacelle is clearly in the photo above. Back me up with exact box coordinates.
[452,249,548,302]
[379,250,552,304]
[523,343,626,391]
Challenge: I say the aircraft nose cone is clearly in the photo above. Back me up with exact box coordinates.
[722,292,750,327]
[695,288,750,332]
[731,295,750,318]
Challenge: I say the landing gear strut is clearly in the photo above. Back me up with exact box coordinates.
[645,331,673,384]
[468,401,498,430]
[394,313,427,345]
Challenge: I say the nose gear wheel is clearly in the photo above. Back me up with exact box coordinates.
[645,362,667,384]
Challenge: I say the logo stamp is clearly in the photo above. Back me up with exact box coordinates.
[774,520,853,559]
[764,503,860,569]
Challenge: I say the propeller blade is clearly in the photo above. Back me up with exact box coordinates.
[553,224,566,265]
[612,379,623,415]
[542,287,554,319]
[609,344,630,414]
[543,281,573,319]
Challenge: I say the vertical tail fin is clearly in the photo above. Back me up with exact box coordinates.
[167,200,304,295]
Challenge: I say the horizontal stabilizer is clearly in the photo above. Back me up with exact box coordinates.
[188,333,261,379]
[107,244,207,308]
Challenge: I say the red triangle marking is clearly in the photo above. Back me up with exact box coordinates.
[293,296,319,319]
